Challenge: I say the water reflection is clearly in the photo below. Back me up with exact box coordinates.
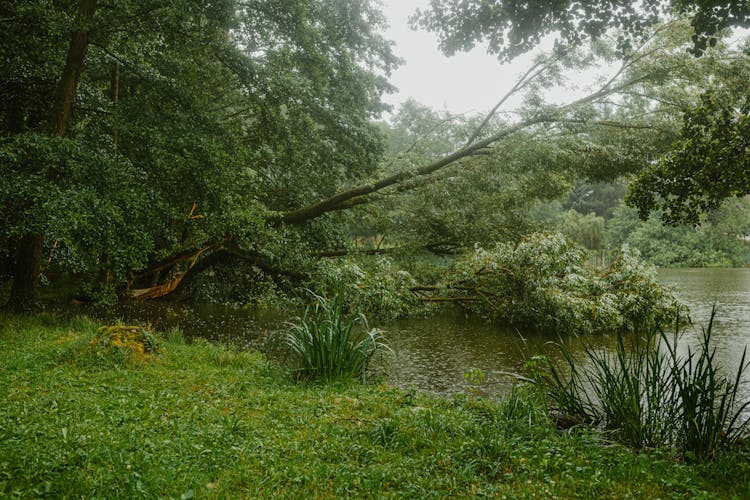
[657,268,750,407]
[388,315,550,395]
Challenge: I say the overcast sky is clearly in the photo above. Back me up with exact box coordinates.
[377,1,750,118]
[379,0,551,116]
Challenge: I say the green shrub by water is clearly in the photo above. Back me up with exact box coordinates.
[279,291,391,382]
[537,308,750,459]
[443,232,681,334]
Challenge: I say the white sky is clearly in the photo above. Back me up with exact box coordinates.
[379,0,554,116]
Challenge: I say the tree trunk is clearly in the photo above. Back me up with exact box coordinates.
[110,61,120,148]
[9,234,44,312]
[48,0,97,137]
[8,0,97,311]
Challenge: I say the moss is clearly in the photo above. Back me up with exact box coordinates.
[94,324,160,355]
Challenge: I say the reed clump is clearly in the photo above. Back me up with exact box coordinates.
[280,291,391,382]
[536,307,750,459]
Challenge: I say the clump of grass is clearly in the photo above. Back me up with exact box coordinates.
[666,308,750,458]
[537,307,750,459]
[279,290,391,382]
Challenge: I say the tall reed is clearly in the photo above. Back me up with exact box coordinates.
[538,307,750,459]
[664,308,750,457]
[280,290,391,382]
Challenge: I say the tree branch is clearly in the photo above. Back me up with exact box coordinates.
[465,54,562,146]
[273,115,553,225]
[559,119,663,130]
[314,241,462,258]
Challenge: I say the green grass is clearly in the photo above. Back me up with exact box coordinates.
[1,313,749,498]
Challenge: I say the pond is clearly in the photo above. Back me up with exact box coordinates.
[95,268,750,400]
[382,269,750,398]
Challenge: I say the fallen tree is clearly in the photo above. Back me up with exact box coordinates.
[128,25,694,300]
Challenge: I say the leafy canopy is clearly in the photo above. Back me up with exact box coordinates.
[626,47,750,224]
[0,0,398,298]
[412,1,750,61]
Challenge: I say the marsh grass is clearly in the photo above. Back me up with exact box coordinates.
[279,291,391,382]
[666,309,750,458]
[538,307,750,458]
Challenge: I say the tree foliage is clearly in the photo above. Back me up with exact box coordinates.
[312,257,418,320]
[412,0,750,61]
[428,233,680,334]
[412,1,750,226]
[607,201,750,267]
[0,0,398,306]
[627,47,750,224]
[2,1,746,318]
[365,22,731,253]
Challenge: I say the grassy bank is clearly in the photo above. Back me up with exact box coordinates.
[1,314,748,498]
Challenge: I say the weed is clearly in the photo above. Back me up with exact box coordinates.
[665,308,750,458]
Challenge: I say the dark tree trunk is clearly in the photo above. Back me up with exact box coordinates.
[9,234,44,312]
[8,0,97,311]
[48,0,97,137]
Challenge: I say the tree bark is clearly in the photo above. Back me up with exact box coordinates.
[9,0,97,312]
[110,61,120,148]
[8,234,44,312]
[48,0,97,137]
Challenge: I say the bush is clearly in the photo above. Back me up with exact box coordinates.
[312,257,418,320]
[279,291,391,382]
[441,232,680,334]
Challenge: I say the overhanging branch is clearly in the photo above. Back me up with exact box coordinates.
[273,115,553,225]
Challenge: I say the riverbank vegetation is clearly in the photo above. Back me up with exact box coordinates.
[2,313,749,497]
[535,309,750,458]
[3,1,750,497]
[421,233,681,334]
[279,291,391,382]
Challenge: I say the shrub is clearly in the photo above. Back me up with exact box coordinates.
[442,232,680,334]
[312,257,418,320]
[279,291,391,382]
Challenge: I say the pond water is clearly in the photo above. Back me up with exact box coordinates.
[382,269,750,398]
[95,268,750,400]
